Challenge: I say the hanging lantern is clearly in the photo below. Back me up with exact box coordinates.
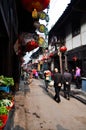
[72,56,78,61]
[33,21,40,28]
[32,9,38,18]
[38,24,46,33]
[39,11,46,20]
[21,0,50,12]
[25,41,39,52]
[30,40,36,46]
[38,37,45,46]
[60,46,67,52]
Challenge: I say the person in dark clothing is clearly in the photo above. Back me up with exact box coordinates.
[63,69,72,100]
[53,68,63,103]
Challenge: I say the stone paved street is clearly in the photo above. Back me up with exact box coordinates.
[4,78,86,130]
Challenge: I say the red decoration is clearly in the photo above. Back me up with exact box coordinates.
[49,53,54,57]
[25,40,38,52]
[41,55,48,61]
[72,56,78,61]
[6,101,14,111]
[60,46,67,52]
[21,0,50,12]
[0,115,8,129]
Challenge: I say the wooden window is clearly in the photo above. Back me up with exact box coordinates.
[72,20,80,37]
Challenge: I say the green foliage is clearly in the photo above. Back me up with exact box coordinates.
[0,106,8,115]
[0,75,14,86]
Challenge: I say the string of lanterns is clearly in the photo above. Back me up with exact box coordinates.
[20,0,50,52]
[32,6,50,49]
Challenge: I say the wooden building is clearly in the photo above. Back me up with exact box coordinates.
[0,0,36,91]
[49,0,86,77]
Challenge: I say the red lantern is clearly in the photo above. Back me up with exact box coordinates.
[72,56,78,61]
[21,0,50,12]
[25,41,38,52]
[60,46,67,52]
[30,40,36,46]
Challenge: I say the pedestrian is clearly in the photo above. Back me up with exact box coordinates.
[63,69,72,100]
[53,68,63,103]
[32,68,37,78]
[44,70,51,92]
[35,71,39,79]
[75,66,81,89]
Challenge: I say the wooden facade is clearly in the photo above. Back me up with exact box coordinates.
[48,0,86,76]
[0,0,36,91]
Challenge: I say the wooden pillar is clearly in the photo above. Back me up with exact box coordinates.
[64,54,68,70]
[59,52,63,74]
[58,47,63,74]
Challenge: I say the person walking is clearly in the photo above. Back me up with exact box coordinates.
[53,68,63,103]
[44,70,51,92]
[63,69,72,100]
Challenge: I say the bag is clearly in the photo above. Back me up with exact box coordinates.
[49,80,54,87]
[66,82,69,85]
[58,83,62,87]
[46,76,49,80]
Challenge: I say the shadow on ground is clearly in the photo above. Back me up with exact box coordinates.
[57,124,69,130]
[12,125,24,130]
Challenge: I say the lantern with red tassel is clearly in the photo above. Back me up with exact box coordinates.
[21,0,50,12]
[60,46,67,52]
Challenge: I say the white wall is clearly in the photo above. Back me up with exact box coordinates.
[81,17,86,45]
[65,24,73,51]
[81,32,86,45]
[72,35,81,48]
[66,18,86,51]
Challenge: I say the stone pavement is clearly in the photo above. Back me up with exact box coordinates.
[70,84,86,104]
[3,79,86,130]
[40,78,86,104]
[22,78,86,104]
[13,79,86,130]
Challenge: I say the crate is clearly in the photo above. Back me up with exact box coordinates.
[0,86,10,93]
